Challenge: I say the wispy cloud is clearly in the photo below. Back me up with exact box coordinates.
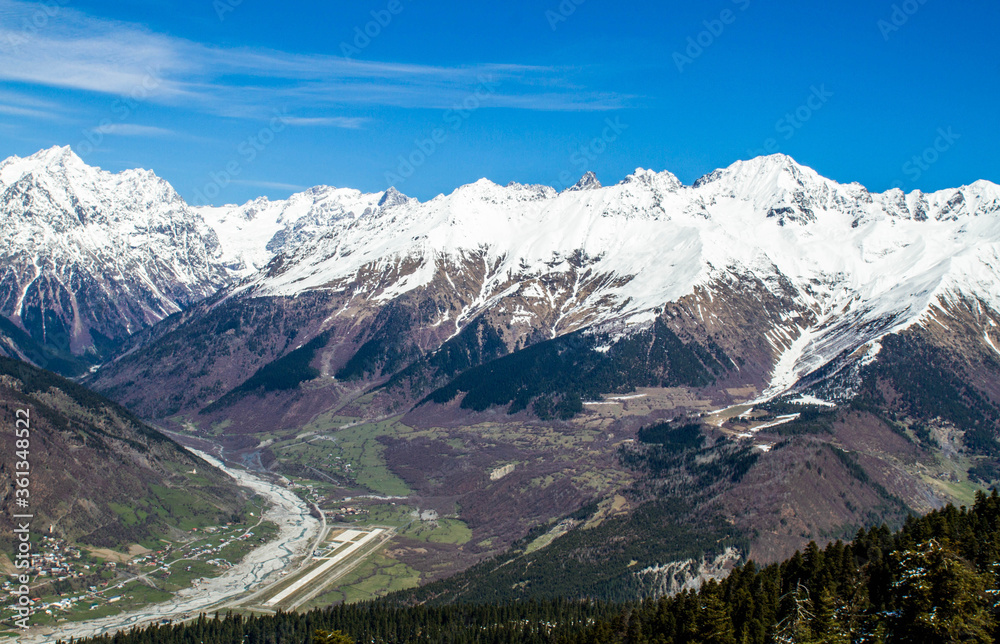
[0,0,631,119]
[282,116,371,129]
[0,88,65,120]
[93,123,176,137]
[0,103,59,119]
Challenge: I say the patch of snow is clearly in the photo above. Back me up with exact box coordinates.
[750,413,801,433]
[985,332,1000,356]
[861,341,883,366]
[787,395,836,407]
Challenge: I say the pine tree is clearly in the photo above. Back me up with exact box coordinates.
[697,581,737,644]
[774,581,814,644]
[808,586,848,644]
[890,539,994,643]
[313,628,355,644]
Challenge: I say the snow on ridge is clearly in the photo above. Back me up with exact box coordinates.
[242,155,1000,322]
[196,185,388,275]
[229,154,1000,399]
[0,147,228,311]
[5,146,1000,392]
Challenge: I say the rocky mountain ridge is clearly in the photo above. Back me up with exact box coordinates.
[2,146,998,408]
[5,146,1000,593]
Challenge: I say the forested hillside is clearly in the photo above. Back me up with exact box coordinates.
[66,490,1000,643]
[563,490,1000,643]
[61,600,616,644]
[0,357,246,550]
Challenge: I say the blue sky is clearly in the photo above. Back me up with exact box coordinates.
[0,0,997,204]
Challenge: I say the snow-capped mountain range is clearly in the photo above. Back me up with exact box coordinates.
[0,146,227,359]
[2,146,999,400]
[227,153,1000,400]
[0,147,402,362]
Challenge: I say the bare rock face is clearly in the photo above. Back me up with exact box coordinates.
[567,171,602,191]
[0,147,230,368]
[4,146,999,426]
[6,148,998,592]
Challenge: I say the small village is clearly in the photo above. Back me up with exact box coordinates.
[1,521,272,627]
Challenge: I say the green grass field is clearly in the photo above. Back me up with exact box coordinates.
[356,504,471,545]
[274,415,412,496]
[301,552,421,608]
[403,519,472,545]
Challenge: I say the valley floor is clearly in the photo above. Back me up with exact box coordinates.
[13,451,322,643]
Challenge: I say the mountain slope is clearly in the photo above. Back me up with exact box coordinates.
[0,148,414,374]
[7,146,996,399]
[0,313,90,375]
[72,153,1000,595]
[90,155,1000,422]
[0,356,247,550]
[0,147,231,368]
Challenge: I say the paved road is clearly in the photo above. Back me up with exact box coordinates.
[20,450,321,643]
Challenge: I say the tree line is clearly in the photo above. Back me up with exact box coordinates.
[62,490,1000,643]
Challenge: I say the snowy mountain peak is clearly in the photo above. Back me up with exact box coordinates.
[690,155,857,226]
[967,179,1000,193]
[567,171,602,192]
[694,154,820,191]
[4,146,1000,396]
[0,147,231,360]
[458,177,501,192]
[378,187,413,209]
[444,177,556,204]
[35,144,78,162]
[0,145,90,185]
[212,152,1000,403]
[196,183,387,274]
[621,167,683,191]
[25,144,80,167]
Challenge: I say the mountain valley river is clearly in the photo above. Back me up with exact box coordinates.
[20,449,322,643]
